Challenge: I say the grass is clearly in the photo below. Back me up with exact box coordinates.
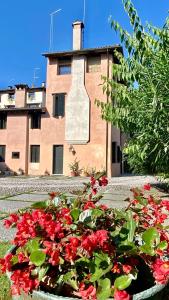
[0,242,11,300]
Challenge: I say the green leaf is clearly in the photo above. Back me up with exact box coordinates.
[140,245,155,256]
[114,275,132,290]
[11,255,18,265]
[92,209,103,218]
[26,238,40,253]
[38,266,49,281]
[142,227,160,246]
[71,208,80,222]
[97,278,111,300]
[30,250,46,267]
[31,201,48,209]
[126,211,136,242]
[157,241,168,250]
[136,196,148,206]
[90,268,104,282]
[63,271,78,290]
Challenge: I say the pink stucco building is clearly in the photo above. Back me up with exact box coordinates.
[0,21,123,177]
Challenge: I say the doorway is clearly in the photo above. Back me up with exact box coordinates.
[53,145,63,175]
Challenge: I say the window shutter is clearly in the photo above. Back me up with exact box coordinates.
[112,142,117,163]
[30,145,40,163]
[0,146,6,162]
[53,94,65,117]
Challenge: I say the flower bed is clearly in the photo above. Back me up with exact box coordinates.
[0,175,169,300]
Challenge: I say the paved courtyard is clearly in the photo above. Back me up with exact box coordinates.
[0,175,162,241]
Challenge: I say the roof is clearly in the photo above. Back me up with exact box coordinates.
[42,45,123,58]
[0,86,46,94]
[0,107,46,114]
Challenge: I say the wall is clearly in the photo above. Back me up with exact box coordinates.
[0,114,28,174]
[28,54,109,176]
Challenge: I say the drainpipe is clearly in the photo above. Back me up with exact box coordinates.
[106,48,110,177]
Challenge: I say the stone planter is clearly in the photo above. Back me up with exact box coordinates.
[9,283,166,300]
[6,251,166,300]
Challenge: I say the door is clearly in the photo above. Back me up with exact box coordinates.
[53,145,63,174]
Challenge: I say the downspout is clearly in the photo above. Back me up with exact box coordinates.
[106,48,109,176]
[25,113,29,175]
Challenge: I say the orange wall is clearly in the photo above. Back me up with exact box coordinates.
[0,114,28,173]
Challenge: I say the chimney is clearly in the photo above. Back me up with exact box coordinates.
[15,84,28,108]
[72,21,84,50]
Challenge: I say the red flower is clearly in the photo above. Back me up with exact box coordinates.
[0,253,13,273]
[122,264,132,274]
[74,284,97,300]
[49,250,60,266]
[92,188,97,195]
[114,290,131,300]
[161,200,169,211]
[99,204,108,210]
[83,201,96,210]
[11,268,39,294]
[151,259,169,284]
[49,192,57,200]
[90,177,96,186]
[4,219,12,228]
[143,183,151,191]
[99,176,108,187]
[65,237,80,261]
[82,230,108,255]
[112,263,121,274]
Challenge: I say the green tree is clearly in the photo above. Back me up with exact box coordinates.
[96,0,169,174]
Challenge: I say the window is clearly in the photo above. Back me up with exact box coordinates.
[112,142,117,163]
[117,146,122,163]
[28,92,36,101]
[58,58,71,75]
[31,113,41,129]
[0,146,6,162]
[87,56,101,73]
[12,152,20,159]
[0,114,7,129]
[30,145,40,163]
[8,93,15,100]
[58,65,71,75]
[53,94,65,117]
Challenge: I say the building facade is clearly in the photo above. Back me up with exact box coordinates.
[0,21,123,177]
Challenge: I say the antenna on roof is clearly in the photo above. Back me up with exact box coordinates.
[49,9,62,52]
[83,0,86,24]
[82,0,86,48]
[33,68,40,87]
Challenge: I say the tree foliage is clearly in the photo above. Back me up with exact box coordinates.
[96,0,169,174]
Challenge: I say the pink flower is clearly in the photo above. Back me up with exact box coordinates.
[114,290,131,300]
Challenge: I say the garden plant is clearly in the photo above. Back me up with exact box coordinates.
[96,0,169,174]
[0,174,169,300]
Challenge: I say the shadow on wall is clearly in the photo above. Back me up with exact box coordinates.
[0,162,23,176]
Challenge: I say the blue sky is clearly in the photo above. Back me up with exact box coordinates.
[0,0,168,89]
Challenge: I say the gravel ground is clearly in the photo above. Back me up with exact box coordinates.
[0,175,158,195]
[0,175,160,241]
